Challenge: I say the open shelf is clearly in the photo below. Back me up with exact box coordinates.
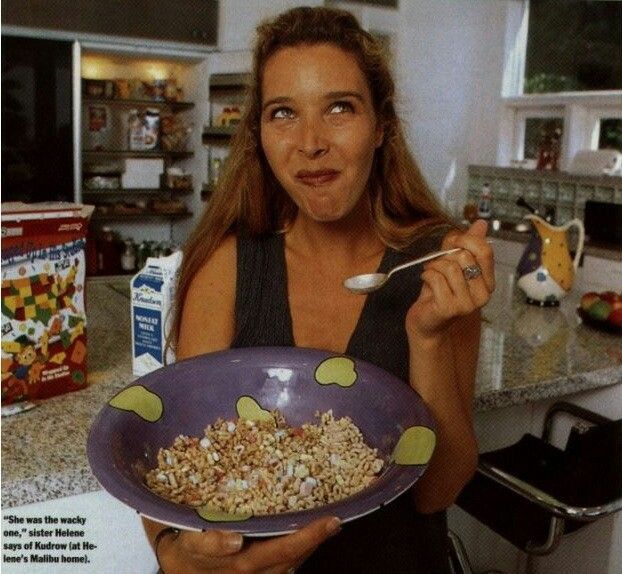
[82,149,194,160]
[209,73,250,91]
[83,97,195,112]
[82,187,193,197]
[202,126,237,143]
[91,211,192,222]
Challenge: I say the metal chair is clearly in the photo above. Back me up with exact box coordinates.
[456,401,622,557]
[447,529,474,574]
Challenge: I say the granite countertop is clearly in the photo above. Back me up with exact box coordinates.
[2,269,621,508]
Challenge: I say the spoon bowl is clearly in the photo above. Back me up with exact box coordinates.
[343,273,389,294]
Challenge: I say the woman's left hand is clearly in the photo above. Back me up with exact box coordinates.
[406,219,495,341]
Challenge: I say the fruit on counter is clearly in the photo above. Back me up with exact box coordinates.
[588,300,612,321]
[580,292,601,311]
[599,291,622,306]
[609,308,622,328]
[579,290,622,327]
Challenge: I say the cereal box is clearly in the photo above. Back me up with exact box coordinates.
[1,203,94,404]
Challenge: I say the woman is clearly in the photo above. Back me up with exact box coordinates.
[144,6,494,573]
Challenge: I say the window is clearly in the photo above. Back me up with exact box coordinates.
[525,0,622,93]
[499,0,622,170]
[597,118,622,152]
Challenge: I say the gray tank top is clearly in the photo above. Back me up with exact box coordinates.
[232,231,451,573]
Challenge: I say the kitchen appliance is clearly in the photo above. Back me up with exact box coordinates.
[1,36,74,202]
[567,149,622,176]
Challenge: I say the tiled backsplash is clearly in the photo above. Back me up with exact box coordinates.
[467,165,622,225]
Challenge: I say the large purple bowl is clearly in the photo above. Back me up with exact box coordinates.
[87,347,436,536]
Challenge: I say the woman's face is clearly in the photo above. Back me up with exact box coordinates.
[260,43,383,223]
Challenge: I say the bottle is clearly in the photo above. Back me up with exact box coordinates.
[121,239,137,273]
[128,109,143,150]
[477,183,492,220]
[136,241,151,270]
[98,227,121,275]
[211,157,222,185]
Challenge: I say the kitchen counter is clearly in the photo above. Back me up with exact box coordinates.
[2,268,621,509]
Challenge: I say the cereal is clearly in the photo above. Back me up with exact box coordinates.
[144,410,384,515]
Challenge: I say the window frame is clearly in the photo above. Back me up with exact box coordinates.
[498,0,622,169]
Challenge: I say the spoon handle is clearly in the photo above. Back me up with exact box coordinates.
[386,247,463,278]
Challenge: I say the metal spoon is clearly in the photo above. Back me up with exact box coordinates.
[343,247,463,294]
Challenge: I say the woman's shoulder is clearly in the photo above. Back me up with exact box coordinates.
[185,234,237,310]
[178,234,237,357]
[190,234,237,287]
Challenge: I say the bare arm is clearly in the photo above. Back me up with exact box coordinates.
[176,234,237,358]
[406,220,493,513]
[408,312,480,513]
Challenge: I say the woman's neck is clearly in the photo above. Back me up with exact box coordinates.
[285,202,384,265]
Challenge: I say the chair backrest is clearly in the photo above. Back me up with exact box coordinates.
[564,418,622,507]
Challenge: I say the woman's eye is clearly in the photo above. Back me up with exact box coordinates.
[329,101,354,114]
[270,107,295,120]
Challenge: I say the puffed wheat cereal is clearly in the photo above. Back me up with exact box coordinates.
[144,410,384,515]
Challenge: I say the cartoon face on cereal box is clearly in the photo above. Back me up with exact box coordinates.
[2,208,90,404]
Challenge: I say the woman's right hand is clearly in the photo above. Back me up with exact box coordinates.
[157,516,341,573]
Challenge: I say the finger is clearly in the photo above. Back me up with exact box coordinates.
[442,218,492,248]
[440,220,487,250]
[451,234,495,293]
[452,250,491,309]
[420,268,458,319]
[243,517,341,570]
[177,529,244,559]
[466,219,489,238]
[425,259,475,315]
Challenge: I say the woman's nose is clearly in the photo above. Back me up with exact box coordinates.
[297,116,328,158]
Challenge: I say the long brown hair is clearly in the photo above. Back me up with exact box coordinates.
[171,6,451,349]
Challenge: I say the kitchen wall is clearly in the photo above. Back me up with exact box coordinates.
[392,1,510,213]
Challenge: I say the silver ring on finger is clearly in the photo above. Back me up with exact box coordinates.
[462,264,482,281]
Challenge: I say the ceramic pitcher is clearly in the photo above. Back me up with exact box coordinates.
[516,214,585,306]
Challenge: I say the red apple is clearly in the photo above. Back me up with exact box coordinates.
[599,291,621,305]
[580,292,601,312]
[608,308,622,328]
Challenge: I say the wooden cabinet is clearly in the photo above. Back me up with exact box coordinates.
[3,0,218,47]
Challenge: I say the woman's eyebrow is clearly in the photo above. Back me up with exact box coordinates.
[324,91,365,102]
[262,91,365,111]
[262,96,292,111]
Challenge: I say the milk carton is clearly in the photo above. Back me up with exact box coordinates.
[131,251,182,376]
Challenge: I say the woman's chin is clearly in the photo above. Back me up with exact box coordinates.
[299,198,346,222]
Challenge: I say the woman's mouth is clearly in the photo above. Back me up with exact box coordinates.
[295,169,340,187]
